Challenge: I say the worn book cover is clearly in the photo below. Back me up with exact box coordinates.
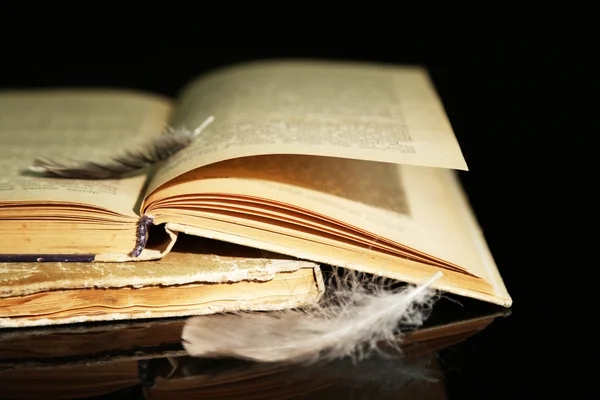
[0,235,323,328]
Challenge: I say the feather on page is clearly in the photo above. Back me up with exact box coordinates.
[182,270,442,364]
[29,116,214,179]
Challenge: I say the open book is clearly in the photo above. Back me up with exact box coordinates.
[0,59,511,307]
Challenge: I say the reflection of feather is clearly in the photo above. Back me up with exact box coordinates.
[147,351,440,399]
[182,270,442,364]
[29,116,214,179]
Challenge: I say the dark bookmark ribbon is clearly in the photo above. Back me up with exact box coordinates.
[130,215,154,258]
[0,254,95,262]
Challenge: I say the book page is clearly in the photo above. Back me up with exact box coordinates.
[0,90,172,217]
[146,59,467,194]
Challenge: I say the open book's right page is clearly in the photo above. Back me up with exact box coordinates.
[145,154,511,306]
[146,59,468,194]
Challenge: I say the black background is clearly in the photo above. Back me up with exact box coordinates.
[0,7,595,398]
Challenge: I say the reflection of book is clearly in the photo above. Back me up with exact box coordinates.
[0,318,186,399]
[142,311,507,400]
[0,310,506,400]
[0,59,511,307]
[0,360,141,400]
[0,318,187,368]
[144,357,447,400]
[399,312,509,359]
[0,235,323,328]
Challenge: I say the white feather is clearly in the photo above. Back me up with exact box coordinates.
[182,270,442,364]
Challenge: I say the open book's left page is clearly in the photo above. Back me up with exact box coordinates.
[0,90,173,256]
[0,90,172,216]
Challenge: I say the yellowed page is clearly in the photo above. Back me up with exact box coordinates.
[146,59,467,194]
[146,155,481,275]
[0,90,172,218]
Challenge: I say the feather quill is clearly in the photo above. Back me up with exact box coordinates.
[182,270,442,364]
[28,116,214,179]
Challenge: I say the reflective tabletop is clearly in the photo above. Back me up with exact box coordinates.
[0,296,512,399]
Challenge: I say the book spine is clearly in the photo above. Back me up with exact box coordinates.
[129,214,154,258]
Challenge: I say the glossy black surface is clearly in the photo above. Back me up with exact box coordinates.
[0,304,508,400]
[0,18,594,398]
